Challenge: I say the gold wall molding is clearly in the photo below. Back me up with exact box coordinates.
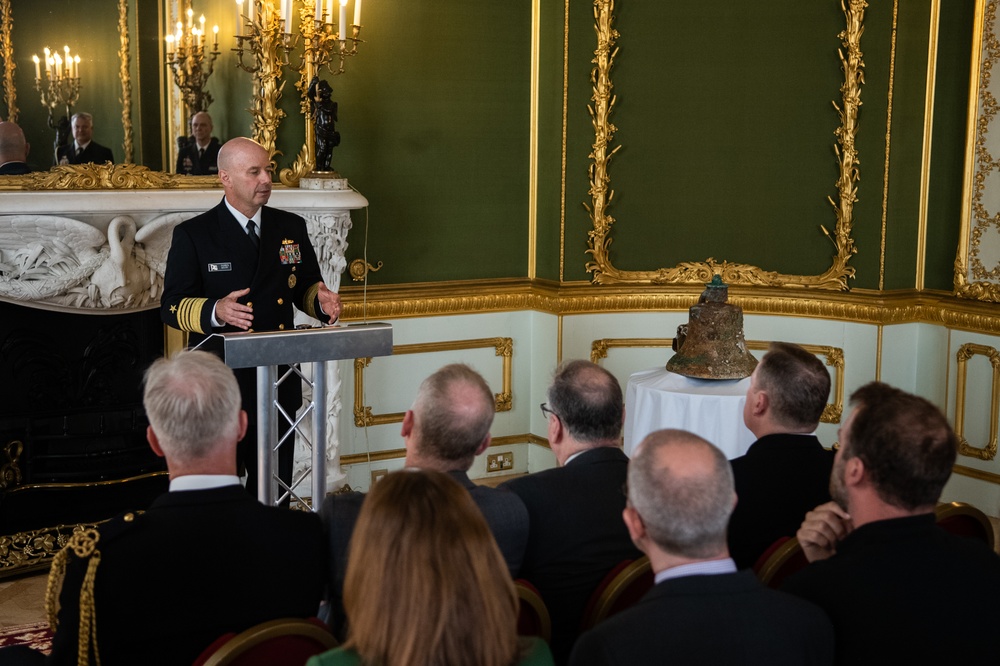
[582,0,863,289]
[0,163,221,190]
[353,337,514,428]
[339,433,549,467]
[953,463,1000,484]
[118,0,134,163]
[340,279,1000,334]
[590,338,844,423]
[954,342,1000,461]
[957,0,1000,301]
[0,0,15,123]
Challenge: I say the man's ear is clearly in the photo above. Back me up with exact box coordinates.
[473,434,491,457]
[237,409,248,442]
[623,505,647,546]
[844,456,865,487]
[147,426,165,458]
[401,410,415,438]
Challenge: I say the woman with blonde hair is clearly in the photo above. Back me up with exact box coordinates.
[308,469,553,666]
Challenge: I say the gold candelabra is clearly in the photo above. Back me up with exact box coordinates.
[165,3,221,118]
[32,46,81,150]
[233,1,363,182]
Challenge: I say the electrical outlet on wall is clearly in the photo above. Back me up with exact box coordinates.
[500,452,514,470]
[486,453,504,471]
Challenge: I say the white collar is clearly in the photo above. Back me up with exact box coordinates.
[169,475,241,492]
[223,197,262,231]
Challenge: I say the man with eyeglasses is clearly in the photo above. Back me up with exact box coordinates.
[501,360,641,664]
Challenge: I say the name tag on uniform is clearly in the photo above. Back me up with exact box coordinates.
[208,262,233,272]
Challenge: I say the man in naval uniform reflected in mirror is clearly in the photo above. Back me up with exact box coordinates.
[176,111,222,175]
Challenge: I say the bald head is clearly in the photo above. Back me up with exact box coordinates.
[0,121,29,163]
[629,429,735,559]
[409,364,495,470]
[218,138,273,218]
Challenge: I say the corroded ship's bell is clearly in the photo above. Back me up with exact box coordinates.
[667,276,758,380]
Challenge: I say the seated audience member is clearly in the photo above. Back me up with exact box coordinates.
[55,112,114,165]
[320,364,529,634]
[0,121,31,174]
[728,341,835,568]
[783,382,1000,664]
[176,111,221,175]
[38,351,326,665]
[308,469,553,666]
[570,429,833,666]
[500,360,641,664]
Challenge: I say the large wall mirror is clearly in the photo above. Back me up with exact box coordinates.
[0,0,259,188]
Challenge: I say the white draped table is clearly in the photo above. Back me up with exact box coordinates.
[623,367,756,459]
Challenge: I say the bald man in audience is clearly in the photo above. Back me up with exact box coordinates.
[0,121,31,174]
[320,363,529,636]
[500,360,641,664]
[728,341,835,568]
[570,429,833,666]
[37,351,326,666]
[783,382,1000,664]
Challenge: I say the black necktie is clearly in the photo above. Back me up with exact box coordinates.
[199,147,205,160]
[246,220,260,249]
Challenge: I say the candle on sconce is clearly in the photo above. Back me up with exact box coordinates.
[166,34,175,56]
[73,55,80,79]
[354,0,361,26]
[339,0,347,38]
[213,25,220,50]
[325,0,333,24]
[314,0,322,20]
[53,54,62,80]
[235,0,244,37]
[33,55,41,79]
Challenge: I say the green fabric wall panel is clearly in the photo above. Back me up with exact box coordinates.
[335,0,531,284]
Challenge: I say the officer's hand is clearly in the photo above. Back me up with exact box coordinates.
[216,288,253,330]
[318,283,342,324]
[796,501,852,563]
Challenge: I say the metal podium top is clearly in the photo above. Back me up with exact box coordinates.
[200,322,393,368]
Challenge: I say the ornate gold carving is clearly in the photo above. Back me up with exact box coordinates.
[0,521,107,579]
[957,0,1000,301]
[236,0,287,160]
[954,342,1000,460]
[583,0,862,289]
[0,163,223,190]
[590,338,844,423]
[0,0,16,123]
[118,0,134,163]
[0,439,22,490]
[354,337,515,428]
[349,258,384,281]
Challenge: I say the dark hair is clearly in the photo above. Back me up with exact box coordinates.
[756,342,831,428]
[845,382,957,510]
[548,360,623,444]
[411,364,495,466]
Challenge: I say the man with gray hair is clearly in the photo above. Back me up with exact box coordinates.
[728,341,835,568]
[44,350,325,666]
[321,363,528,636]
[570,429,833,665]
[501,359,640,664]
[56,112,114,165]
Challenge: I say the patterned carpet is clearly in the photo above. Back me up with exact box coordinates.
[0,622,51,652]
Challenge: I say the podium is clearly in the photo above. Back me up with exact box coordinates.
[199,323,393,508]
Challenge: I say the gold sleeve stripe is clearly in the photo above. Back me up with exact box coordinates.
[177,297,207,334]
[302,282,321,319]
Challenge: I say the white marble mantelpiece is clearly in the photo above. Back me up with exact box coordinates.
[0,185,367,495]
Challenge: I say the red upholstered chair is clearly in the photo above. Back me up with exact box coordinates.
[754,536,808,589]
[191,618,338,666]
[579,556,653,631]
[935,501,996,551]
[515,579,552,642]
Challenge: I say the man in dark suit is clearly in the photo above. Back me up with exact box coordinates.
[40,350,326,666]
[55,112,114,165]
[161,137,342,496]
[784,382,1000,664]
[0,121,31,174]
[176,111,222,175]
[570,429,833,666]
[500,360,641,664]
[321,363,529,637]
[728,341,835,568]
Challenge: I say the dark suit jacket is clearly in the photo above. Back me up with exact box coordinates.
[56,141,114,165]
[783,514,1000,665]
[47,485,326,666]
[319,470,529,638]
[569,570,834,666]
[176,137,221,175]
[500,447,641,664]
[727,433,835,568]
[0,161,30,174]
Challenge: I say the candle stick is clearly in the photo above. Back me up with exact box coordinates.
[33,55,41,79]
[235,0,244,37]
[354,0,361,26]
[326,0,333,24]
[74,55,80,79]
[166,34,174,56]
[339,0,347,38]
[213,25,220,50]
